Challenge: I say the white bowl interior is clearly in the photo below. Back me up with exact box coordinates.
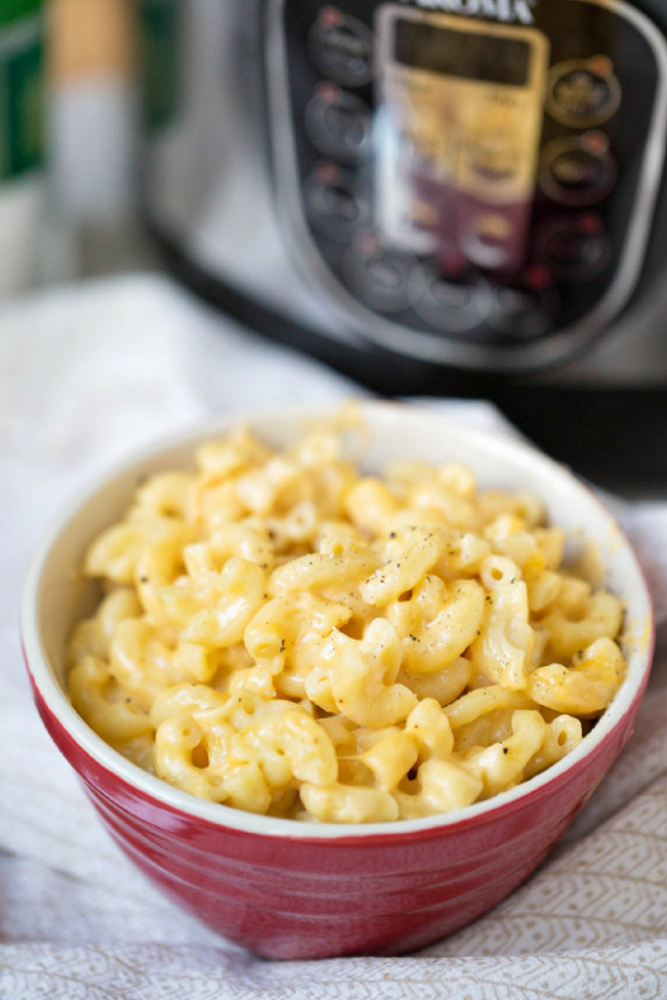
[22,401,654,838]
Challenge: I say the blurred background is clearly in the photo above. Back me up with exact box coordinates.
[2,0,150,292]
[4,0,667,494]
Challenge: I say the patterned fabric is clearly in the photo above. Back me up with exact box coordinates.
[3,276,667,998]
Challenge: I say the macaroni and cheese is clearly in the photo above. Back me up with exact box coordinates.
[66,411,626,823]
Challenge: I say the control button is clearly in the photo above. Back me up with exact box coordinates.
[461,212,517,270]
[547,57,621,128]
[304,163,369,242]
[308,7,375,88]
[410,258,492,333]
[305,84,372,163]
[488,285,556,341]
[539,133,616,207]
[343,232,415,313]
[537,213,611,283]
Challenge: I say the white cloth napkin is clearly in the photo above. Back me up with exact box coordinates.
[3,274,667,999]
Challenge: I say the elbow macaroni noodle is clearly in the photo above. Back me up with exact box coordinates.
[67,411,627,824]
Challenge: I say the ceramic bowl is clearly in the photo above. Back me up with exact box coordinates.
[21,401,654,960]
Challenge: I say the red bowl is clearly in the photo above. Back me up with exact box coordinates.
[21,402,654,960]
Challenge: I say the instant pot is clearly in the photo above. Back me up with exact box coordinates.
[139,0,667,488]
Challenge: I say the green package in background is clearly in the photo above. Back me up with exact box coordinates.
[139,0,181,132]
[0,0,44,182]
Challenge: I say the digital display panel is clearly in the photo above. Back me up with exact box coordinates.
[394,20,532,86]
